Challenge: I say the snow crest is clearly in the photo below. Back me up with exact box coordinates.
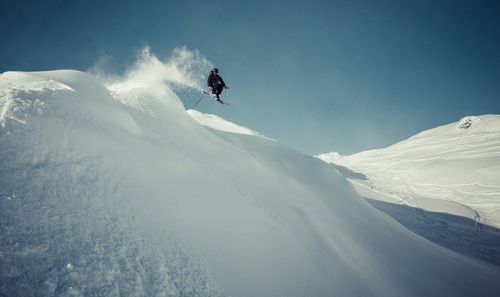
[187,109,273,139]
[315,151,343,162]
[1,71,500,296]
[323,115,500,227]
[0,72,74,127]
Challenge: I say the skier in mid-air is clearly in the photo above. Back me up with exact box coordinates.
[207,68,228,103]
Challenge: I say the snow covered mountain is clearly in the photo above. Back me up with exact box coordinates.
[1,70,500,297]
[317,115,500,228]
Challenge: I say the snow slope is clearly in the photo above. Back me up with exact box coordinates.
[317,115,500,227]
[186,109,272,140]
[1,70,500,297]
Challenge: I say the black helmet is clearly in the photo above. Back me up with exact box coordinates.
[212,68,219,73]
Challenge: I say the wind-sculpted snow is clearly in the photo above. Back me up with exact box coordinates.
[0,70,225,297]
[319,115,500,227]
[0,72,74,127]
[186,110,273,140]
[1,70,500,297]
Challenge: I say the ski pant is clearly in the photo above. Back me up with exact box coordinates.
[211,84,224,98]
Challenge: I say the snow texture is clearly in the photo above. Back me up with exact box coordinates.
[1,70,500,297]
[186,110,273,140]
[318,115,500,228]
[316,151,343,163]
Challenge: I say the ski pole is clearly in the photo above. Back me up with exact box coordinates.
[190,96,205,109]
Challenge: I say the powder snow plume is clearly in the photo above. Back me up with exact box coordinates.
[94,46,213,96]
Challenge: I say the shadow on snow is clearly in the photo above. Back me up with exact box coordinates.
[365,198,500,267]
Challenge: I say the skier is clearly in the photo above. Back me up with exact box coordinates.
[207,68,228,102]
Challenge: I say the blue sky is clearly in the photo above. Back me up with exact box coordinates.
[1,0,499,155]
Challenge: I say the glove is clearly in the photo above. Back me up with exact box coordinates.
[224,86,229,89]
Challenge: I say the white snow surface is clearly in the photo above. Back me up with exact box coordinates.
[318,115,500,227]
[186,109,272,140]
[1,70,500,297]
[316,151,343,163]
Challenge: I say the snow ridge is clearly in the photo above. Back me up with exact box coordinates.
[1,70,500,297]
[187,109,273,139]
[320,115,500,227]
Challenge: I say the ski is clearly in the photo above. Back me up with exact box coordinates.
[202,91,230,106]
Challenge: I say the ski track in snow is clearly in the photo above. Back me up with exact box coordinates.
[345,177,500,266]
[317,114,500,263]
[326,126,500,227]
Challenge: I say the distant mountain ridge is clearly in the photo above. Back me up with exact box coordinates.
[317,115,500,227]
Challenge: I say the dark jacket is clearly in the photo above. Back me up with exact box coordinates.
[207,73,226,89]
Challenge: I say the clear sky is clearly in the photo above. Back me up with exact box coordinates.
[1,0,499,155]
